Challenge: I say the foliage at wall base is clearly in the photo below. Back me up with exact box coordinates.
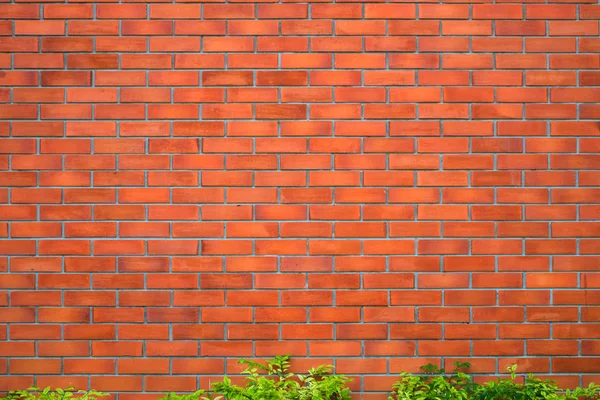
[2,357,598,400]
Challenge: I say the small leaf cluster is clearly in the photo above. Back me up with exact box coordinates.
[2,387,109,400]
[390,362,600,400]
[159,391,211,400]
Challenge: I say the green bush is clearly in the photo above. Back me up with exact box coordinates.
[1,387,108,400]
[390,362,600,400]
[158,355,352,400]
[390,362,474,400]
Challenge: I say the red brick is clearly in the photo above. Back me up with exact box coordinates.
[0,4,39,19]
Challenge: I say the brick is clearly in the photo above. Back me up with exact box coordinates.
[94,39,143,54]
[311,4,360,19]
[15,20,65,35]
[122,21,172,36]
[205,37,255,53]
[421,37,470,52]
[0,4,40,19]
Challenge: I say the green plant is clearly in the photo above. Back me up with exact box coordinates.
[296,364,353,400]
[155,355,352,400]
[390,362,600,400]
[389,361,475,400]
[1,387,109,400]
[158,391,212,400]
[473,364,600,400]
[209,355,352,400]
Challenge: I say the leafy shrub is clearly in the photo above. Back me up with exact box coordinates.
[389,361,474,400]
[390,362,600,400]
[1,387,108,400]
[158,355,352,400]
[474,364,599,400]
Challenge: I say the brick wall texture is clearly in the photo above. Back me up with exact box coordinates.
[1,0,600,396]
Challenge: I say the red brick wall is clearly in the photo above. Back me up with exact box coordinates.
[1,0,600,396]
